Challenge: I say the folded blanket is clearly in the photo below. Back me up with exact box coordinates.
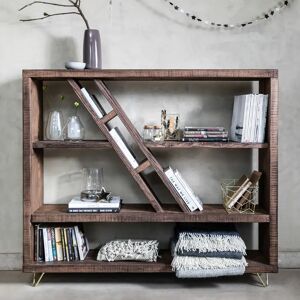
[172,255,247,271]
[170,240,244,259]
[97,239,159,262]
[175,232,246,257]
[176,266,246,278]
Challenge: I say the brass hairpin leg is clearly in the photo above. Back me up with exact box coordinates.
[254,273,269,287]
[32,272,45,287]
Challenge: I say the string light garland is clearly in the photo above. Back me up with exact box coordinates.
[163,0,291,28]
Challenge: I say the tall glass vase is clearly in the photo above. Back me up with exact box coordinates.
[83,29,102,69]
[45,110,64,140]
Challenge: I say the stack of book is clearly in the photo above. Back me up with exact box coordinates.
[182,127,229,142]
[164,167,203,212]
[230,94,268,143]
[68,196,122,213]
[224,170,262,210]
[34,225,89,262]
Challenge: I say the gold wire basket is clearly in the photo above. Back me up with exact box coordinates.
[221,179,258,214]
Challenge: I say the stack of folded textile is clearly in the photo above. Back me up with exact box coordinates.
[171,226,248,278]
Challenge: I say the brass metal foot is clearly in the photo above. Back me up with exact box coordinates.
[32,272,45,287]
[254,273,269,287]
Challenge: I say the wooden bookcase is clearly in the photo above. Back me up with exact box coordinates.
[23,69,278,277]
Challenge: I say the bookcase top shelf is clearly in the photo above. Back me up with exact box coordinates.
[32,140,269,149]
[23,69,278,81]
[31,204,270,223]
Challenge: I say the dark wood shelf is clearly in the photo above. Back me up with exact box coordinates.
[145,141,268,149]
[33,140,111,149]
[31,204,270,223]
[23,69,278,81]
[23,250,276,274]
[32,140,268,150]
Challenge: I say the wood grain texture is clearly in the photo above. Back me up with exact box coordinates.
[100,110,117,124]
[23,69,278,81]
[23,250,275,274]
[33,140,111,149]
[94,80,190,213]
[31,204,270,223]
[258,77,279,271]
[145,141,269,149]
[23,76,44,270]
[68,79,163,212]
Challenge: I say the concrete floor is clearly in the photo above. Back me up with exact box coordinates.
[0,270,299,300]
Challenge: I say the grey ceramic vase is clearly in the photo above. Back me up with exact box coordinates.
[83,29,102,69]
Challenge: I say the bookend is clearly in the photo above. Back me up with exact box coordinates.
[68,79,190,213]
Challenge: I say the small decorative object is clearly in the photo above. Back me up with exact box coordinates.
[19,0,102,69]
[97,239,159,262]
[162,0,291,29]
[152,125,164,142]
[65,101,85,140]
[161,110,180,140]
[81,168,107,202]
[221,172,260,214]
[45,110,64,140]
[65,61,86,70]
[143,125,154,141]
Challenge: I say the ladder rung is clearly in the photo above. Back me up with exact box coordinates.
[135,160,151,173]
[100,110,117,124]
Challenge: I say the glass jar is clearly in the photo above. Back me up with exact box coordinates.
[152,125,164,142]
[81,168,105,202]
[65,115,85,140]
[143,125,154,141]
[45,110,64,140]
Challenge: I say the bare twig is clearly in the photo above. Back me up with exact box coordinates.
[19,0,90,29]
[20,11,80,22]
[19,1,74,11]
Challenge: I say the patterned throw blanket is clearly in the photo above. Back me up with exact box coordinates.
[97,239,159,262]
[171,228,247,278]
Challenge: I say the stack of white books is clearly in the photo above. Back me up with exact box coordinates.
[68,196,122,213]
[164,167,203,212]
[230,94,268,143]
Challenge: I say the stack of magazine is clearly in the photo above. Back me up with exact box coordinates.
[182,127,228,142]
[230,94,268,143]
[164,167,203,212]
[68,196,122,213]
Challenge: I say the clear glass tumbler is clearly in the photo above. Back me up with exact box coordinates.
[81,168,104,202]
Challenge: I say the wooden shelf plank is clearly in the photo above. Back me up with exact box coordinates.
[33,140,112,149]
[32,140,268,149]
[145,141,269,149]
[23,250,275,274]
[31,204,269,223]
[23,69,278,81]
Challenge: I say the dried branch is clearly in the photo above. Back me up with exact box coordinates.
[19,1,74,11]
[19,0,90,29]
[20,11,80,22]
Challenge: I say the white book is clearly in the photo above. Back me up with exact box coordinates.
[69,196,121,209]
[42,228,50,262]
[110,127,139,169]
[242,94,251,143]
[165,167,197,212]
[74,226,89,260]
[81,88,104,118]
[249,94,256,142]
[253,95,260,142]
[258,95,268,143]
[174,169,203,211]
[47,228,54,262]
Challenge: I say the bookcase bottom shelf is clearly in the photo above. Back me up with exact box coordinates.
[24,250,276,274]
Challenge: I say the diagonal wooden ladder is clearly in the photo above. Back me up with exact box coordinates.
[68,79,189,213]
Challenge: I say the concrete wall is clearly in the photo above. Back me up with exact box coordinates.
[0,0,299,269]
